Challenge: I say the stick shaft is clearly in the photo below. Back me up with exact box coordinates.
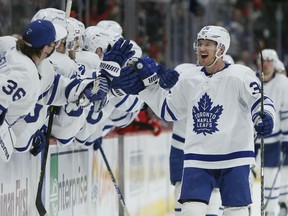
[35,106,55,216]
[65,0,72,18]
[99,145,130,216]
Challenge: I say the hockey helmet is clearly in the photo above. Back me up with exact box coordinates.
[66,17,83,50]
[32,8,67,30]
[195,25,230,55]
[261,49,279,62]
[96,20,123,36]
[83,26,115,54]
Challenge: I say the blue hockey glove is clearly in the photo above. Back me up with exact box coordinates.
[93,137,103,151]
[135,57,159,86]
[253,111,274,137]
[111,66,145,96]
[102,37,135,72]
[157,64,179,89]
[282,142,288,154]
[100,38,135,81]
[79,76,109,107]
[30,130,47,156]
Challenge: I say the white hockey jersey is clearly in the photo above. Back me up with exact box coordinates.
[0,48,40,127]
[139,64,276,169]
[75,94,143,146]
[170,63,197,150]
[0,36,16,53]
[76,50,101,72]
[255,73,288,145]
[12,59,96,151]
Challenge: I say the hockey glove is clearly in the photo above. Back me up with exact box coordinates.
[282,142,288,154]
[253,111,274,137]
[135,57,159,86]
[79,76,109,108]
[111,66,145,96]
[157,64,179,89]
[92,96,108,113]
[93,137,103,151]
[30,130,47,156]
[101,38,135,80]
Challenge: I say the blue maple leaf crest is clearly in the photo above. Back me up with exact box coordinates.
[192,93,223,136]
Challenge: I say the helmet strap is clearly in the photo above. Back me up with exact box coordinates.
[207,48,223,68]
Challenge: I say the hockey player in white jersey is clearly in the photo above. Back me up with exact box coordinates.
[168,63,223,216]
[118,25,275,215]
[0,19,67,161]
[51,19,135,147]
[6,19,115,157]
[31,8,88,146]
[75,40,145,150]
[253,49,288,216]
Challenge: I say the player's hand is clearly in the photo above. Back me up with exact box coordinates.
[103,38,135,68]
[135,57,159,86]
[93,137,103,151]
[79,76,109,107]
[111,66,145,96]
[253,111,274,137]
[30,130,47,156]
[157,64,179,89]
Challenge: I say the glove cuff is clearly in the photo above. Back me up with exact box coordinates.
[142,73,159,86]
[111,88,126,97]
[252,111,273,123]
[99,61,121,78]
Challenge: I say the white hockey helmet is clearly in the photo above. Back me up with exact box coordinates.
[83,26,115,54]
[96,20,123,35]
[66,17,83,50]
[261,49,279,62]
[223,54,234,64]
[76,20,86,50]
[195,25,230,55]
[31,8,67,30]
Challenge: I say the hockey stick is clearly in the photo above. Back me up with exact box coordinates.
[65,0,73,18]
[35,106,55,216]
[264,153,287,209]
[98,145,131,216]
[255,38,265,216]
[35,3,72,215]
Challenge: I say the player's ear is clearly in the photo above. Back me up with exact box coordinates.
[96,47,103,58]
[42,45,50,55]
[219,44,225,55]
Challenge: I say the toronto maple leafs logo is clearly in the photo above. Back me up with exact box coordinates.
[192,93,223,136]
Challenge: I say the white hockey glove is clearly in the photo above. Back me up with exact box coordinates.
[78,76,109,112]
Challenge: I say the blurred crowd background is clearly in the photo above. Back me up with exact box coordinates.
[0,0,288,70]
